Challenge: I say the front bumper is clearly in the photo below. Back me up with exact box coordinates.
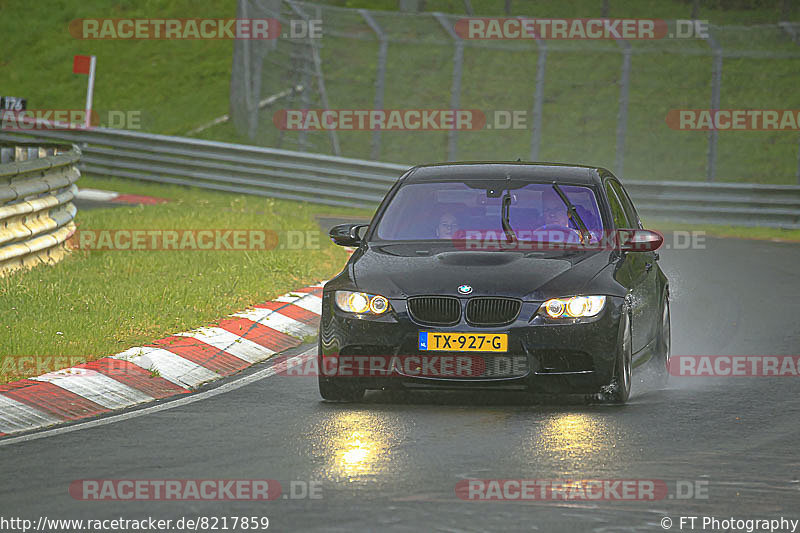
[319,293,625,394]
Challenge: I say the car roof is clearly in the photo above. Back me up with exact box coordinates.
[402,161,608,186]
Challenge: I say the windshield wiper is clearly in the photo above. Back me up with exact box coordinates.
[501,192,517,244]
[552,182,591,245]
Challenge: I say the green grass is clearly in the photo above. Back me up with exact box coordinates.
[0,174,373,383]
[195,0,800,184]
[4,0,794,387]
[0,0,235,135]
[2,0,798,182]
[322,0,800,25]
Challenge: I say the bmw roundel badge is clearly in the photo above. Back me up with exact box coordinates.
[458,284,473,295]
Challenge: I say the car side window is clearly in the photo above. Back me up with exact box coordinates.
[610,180,643,229]
[605,181,631,229]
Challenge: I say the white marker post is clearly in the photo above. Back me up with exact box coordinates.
[73,55,96,128]
[84,55,96,129]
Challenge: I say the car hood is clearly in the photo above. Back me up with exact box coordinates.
[351,243,613,301]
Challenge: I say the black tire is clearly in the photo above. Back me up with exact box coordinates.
[600,312,632,404]
[318,377,365,402]
[652,297,671,389]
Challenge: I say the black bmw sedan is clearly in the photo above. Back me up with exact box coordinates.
[319,162,670,404]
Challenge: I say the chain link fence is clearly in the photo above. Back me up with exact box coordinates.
[229,0,800,184]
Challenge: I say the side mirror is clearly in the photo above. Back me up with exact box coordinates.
[618,229,663,252]
[329,223,368,247]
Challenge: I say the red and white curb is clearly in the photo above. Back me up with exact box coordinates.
[76,188,168,205]
[0,283,324,438]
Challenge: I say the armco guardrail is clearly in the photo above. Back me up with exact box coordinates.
[0,143,80,276]
[1,127,798,228]
[625,181,800,228]
[0,128,402,209]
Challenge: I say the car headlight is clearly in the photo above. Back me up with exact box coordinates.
[335,290,391,315]
[540,295,606,318]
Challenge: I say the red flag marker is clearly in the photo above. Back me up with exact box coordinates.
[73,55,91,75]
[73,55,96,128]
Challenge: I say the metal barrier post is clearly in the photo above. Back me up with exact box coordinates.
[360,9,388,161]
[523,15,547,162]
[614,39,632,178]
[796,135,800,185]
[288,0,341,156]
[239,0,261,140]
[704,28,723,182]
[434,13,464,162]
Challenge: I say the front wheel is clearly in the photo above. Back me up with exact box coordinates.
[652,297,671,389]
[599,312,632,404]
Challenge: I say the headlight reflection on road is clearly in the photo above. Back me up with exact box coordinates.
[326,412,391,479]
[340,431,378,472]
[526,413,623,468]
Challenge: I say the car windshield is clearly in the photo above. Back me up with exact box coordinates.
[374,180,604,243]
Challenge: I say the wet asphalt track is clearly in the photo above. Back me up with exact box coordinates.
[1,236,799,532]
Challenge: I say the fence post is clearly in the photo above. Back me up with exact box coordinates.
[531,38,547,161]
[520,16,547,162]
[287,0,341,156]
[704,28,723,182]
[778,22,799,45]
[434,12,464,161]
[614,39,632,178]
[691,0,700,19]
[360,9,388,161]
[240,0,256,139]
[796,135,800,185]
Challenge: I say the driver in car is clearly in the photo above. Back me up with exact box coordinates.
[435,212,459,239]
[535,194,582,243]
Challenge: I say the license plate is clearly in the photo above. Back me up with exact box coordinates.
[418,332,508,352]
